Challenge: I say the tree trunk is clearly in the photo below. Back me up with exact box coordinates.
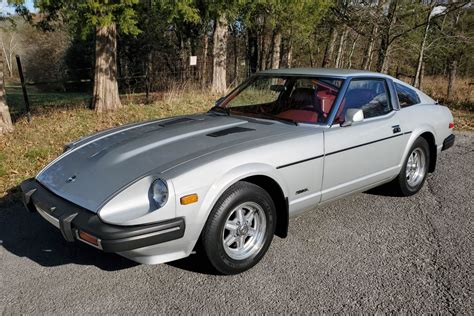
[258,19,271,71]
[419,62,425,90]
[201,34,208,88]
[284,42,293,68]
[447,59,457,101]
[92,23,122,112]
[381,44,392,74]
[322,26,338,67]
[335,27,348,68]
[377,34,389,73]
[362,25,377,70]
[0,49,13,133]
[247,29,258,74]
[211,14,228,94]
[233,32,238,83]
[347,33,359,69]
[271,30,281,69]
[414,9,432,89]
[376,0,397,73]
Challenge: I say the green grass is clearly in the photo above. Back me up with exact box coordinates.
[5,84,91,117]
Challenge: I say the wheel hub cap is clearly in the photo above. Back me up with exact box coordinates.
[406,148,426,188]
[222,202,267,260]
[237,224,249,236]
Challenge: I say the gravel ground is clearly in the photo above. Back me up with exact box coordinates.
[1,132,472,314]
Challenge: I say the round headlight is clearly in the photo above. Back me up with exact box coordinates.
[151,179,168,208]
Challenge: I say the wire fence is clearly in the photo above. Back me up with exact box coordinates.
[5,58,251,120]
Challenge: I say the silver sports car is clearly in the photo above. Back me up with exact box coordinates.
[21,68,455,274]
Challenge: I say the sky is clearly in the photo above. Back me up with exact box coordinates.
[1,0,36,16]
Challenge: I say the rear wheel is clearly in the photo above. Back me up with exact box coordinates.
[393,137,430,196]
[201,181,276,275]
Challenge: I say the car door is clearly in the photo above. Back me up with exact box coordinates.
[321,78,406,202]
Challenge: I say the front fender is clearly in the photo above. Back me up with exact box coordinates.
[175,162,288,250]
[198,162,288,225]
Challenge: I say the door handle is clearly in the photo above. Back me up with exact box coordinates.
[392,125,401,134]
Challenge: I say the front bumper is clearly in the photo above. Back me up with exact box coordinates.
[20,178,185,253]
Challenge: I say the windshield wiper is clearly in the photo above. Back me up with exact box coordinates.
[209,106,230,116]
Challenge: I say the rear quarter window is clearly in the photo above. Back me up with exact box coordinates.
[395,82,421,108]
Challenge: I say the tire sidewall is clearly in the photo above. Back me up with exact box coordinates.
[203,182,276,274]
[400,137,430,195]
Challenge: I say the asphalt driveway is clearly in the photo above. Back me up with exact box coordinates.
[1,132,472,314]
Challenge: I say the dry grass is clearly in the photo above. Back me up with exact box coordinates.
[0,90,216,200]
[420,76,473,111]
[0,85,472,201]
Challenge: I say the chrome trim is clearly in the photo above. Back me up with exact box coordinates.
[75,230,103,250]
[36,205,60,229]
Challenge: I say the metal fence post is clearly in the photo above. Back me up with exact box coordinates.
[16,55,31,122]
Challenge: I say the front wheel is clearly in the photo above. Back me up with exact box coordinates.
[201,181,276,275]
[393,137,430,196]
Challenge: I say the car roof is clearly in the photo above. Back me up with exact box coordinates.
[258,67,435,104]
[258,68,391,79]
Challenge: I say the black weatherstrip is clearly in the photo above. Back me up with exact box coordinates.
[276,131,412,169]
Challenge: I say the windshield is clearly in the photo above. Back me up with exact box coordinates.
[219,75,344,124]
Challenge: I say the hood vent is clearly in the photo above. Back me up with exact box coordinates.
[207,127,255,137]
[159,117,195,127]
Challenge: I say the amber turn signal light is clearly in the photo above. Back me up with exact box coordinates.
[180,194,198,205]
[78,230,99,246]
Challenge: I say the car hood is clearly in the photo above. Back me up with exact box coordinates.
[36,114,295,212]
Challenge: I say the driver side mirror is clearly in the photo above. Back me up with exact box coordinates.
[215,96,225,107]
[341,108,364,127]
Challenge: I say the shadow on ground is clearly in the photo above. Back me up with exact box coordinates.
[0,185,137,271]
[0,185,217,274]
[364,182,402,197]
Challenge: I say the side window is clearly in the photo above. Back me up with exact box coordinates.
[336,79,392,122]
[395,82,420,107]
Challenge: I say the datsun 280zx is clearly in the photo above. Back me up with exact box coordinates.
[21,68,455,274]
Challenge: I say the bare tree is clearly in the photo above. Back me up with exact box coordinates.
[322,26,338,67]
[335,27,348,68]
[201,33,209,88]
[362,24,377,70]
[414,2,441,88]
[347,32,359,69]
[271,29,281,69]
[0,30,17,77]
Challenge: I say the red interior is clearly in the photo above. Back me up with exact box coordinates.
[317,90,336,115]
[277,110,318,123]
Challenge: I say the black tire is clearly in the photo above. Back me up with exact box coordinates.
[392,137,430,196]
[201,181,276,275]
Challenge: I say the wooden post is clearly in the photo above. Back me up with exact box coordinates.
[0,49,13,133]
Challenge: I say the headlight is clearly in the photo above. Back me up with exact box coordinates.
[151,179,168,208]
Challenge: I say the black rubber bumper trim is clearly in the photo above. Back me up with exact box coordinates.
[442,134,455,151]
[20,178,185,252]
